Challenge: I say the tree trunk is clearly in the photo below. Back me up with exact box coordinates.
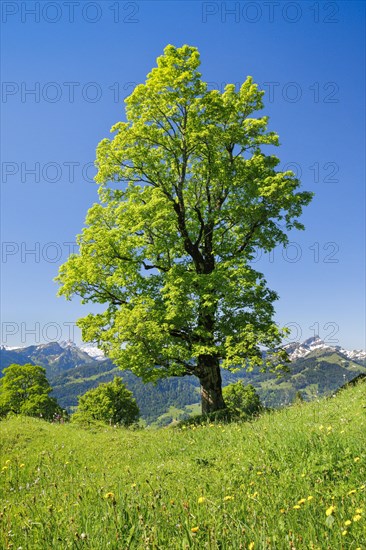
[198,354,226,414]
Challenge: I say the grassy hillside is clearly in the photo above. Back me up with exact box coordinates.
[50,350,366,425]
[1,381,365,549]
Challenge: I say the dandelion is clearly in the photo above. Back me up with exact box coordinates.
[297,499,306,505]
[248,543,255,550]
[191,526,199,533]
[326,505,336,516]
[344,520,352,526]
[355,508,363,513]
[198,497,206,504]
[223,495,234,501]
[342,530,347,536]
[280,508,285,513]
[307,496,313,501]
[353,514,362,522]
[5,460,10,465]
[301,473,306,478]
[19,464,25,468]
[257,471,263,476]
[348,489,357,495]
[104,492,115,500]
[2,466,8,471]
[293,505,301,509]
[354,457,360,462]
[131,483,137,488]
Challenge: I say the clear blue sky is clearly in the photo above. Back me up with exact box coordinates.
[1,1,365,350]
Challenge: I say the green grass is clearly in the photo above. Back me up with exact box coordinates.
[1,382,365,549]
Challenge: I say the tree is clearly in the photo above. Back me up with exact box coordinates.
[56,45,313,414]
[72,377,139,426]
[223,381,262,418]
[0,363,61,419]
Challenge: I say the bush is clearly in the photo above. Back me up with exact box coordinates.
[72,377,139,427]
[222,381,263,419]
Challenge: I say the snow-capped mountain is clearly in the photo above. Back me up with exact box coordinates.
[79,344,105,361]
[285,336,366,362]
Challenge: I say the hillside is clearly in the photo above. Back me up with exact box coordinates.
[1,341,366,425]
[1,380,365,548]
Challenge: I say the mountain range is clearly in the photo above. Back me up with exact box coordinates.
[1,337,365,425]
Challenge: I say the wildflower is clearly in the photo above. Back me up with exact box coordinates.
[5,460,10,465]
[197,497,206,504]
[131,483,136,488]
[191,526,199,533]
[326,505,336,516]
[355,508,363,513]
[19,464,25,468]
[342,530,347,536]
[104,492,115,500]
[301,473,306,478]
[307,496,313,501]
[297,499,306,505]
[293,504,301,509]
[347,489,357,495]
[257,471,263,476]
[280,508,285,513]
[354,457,360,462]
[2,466,8,471]
[344,520,352,526]
[248,543,255,550]
[353,514,362,522]
[80,533,87,540]
[223,495,234,501]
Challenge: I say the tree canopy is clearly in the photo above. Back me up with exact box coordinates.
[56,44,313,413]
[0,363,61,419]
[72,377,139,426]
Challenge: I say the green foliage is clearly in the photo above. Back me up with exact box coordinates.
[223,380,263,418]
[72,377,139,427]
[1,381,365,548]
[56,44,313,411]
[0,363,61,420]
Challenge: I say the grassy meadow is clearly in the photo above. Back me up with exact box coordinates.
[1,382,365,549]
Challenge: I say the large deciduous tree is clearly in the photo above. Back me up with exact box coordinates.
[56,45,312,413]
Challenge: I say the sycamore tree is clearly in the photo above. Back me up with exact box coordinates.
[56,45,312,413]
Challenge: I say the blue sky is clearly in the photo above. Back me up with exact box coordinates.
[1,0,365,350]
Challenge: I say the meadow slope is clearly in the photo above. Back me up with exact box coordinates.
[1,382,365,549]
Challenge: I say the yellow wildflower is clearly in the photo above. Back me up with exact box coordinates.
[5,460,10,465]
[298,498,306,504]
[353,514,362,522]
[280,508,285,513]
[104,492,115,500]
[307,496,313,501]
[223,495,234,501]
[348,489,357,495]
[191,526,199,533]
[342,530,347,536]
[326,505,336,516]
[344,520,352,526]
[19,464,25,468]
[354,457,360,462]
[198,497,206,504]
[355,508,363,513]
[248,543,255,550]
[293,505,301,509]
